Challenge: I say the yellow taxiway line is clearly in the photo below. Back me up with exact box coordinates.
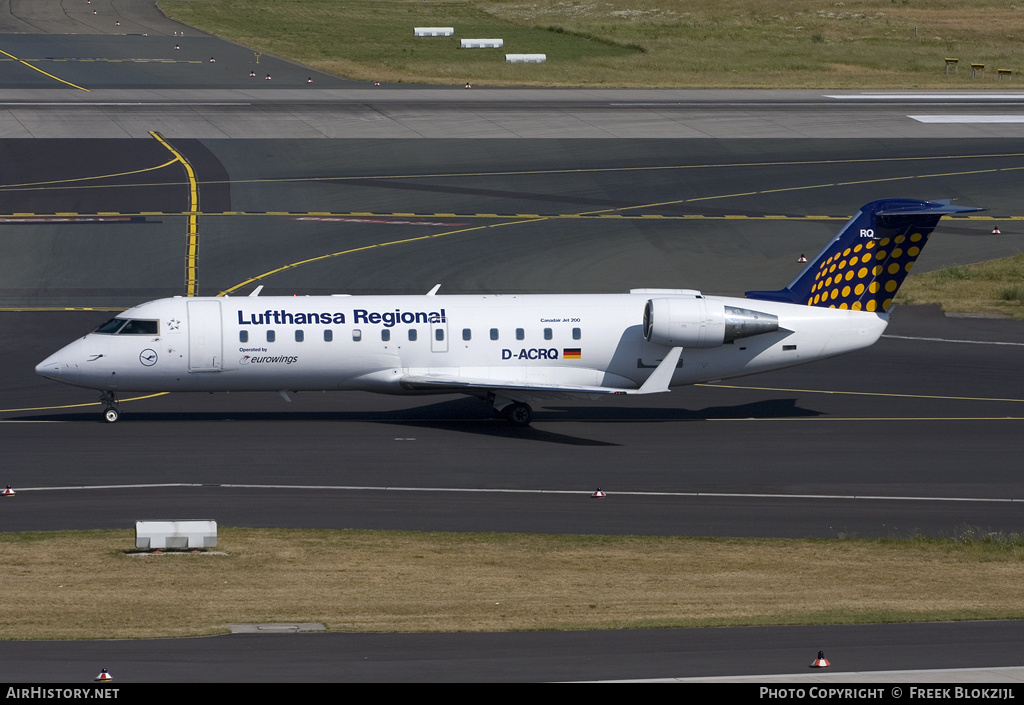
[0,48,89,91]
[149,131,201,297]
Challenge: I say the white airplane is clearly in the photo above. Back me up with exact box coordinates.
[36,198,977,425]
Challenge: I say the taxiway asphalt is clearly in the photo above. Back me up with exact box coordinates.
[1,1,1023,684]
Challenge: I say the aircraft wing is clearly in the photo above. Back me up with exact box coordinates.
[399,347,682,398]
[400,374,632,398]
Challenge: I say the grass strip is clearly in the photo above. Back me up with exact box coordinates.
[897,254,1024,319]
[4,528,1024,639]
[160,0,1024,88]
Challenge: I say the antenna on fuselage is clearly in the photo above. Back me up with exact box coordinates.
[426,284,441,296]
[249,285,264,297]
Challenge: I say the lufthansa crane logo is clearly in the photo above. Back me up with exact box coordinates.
[139,349,158,367]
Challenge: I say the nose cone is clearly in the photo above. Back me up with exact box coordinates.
[36,351,69,382]
[36,341,81,385]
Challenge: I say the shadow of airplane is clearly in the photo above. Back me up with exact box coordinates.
[14,397,822,446]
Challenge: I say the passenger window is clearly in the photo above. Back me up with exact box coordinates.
[573,328,581,340]
[490,328,499,341]
[462,328,471,341]
[516,328,524,341]
[324,330,333,342]
[353,329,362,342]
[544,328,552,340]
[435,329,445,341]
[295,330,304,342]
[409,329,417,341]
[267,330,276,343]
[381,329,391,342]
[239,331,249,343]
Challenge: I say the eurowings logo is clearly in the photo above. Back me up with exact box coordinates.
[240,355,298,365]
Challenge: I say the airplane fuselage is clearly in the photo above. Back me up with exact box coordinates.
[37,290,887,396]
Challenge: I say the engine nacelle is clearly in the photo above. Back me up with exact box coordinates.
[643,298,779,348]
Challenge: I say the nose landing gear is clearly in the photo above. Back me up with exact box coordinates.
[100,391,121,423]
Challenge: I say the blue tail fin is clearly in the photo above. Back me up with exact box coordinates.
[745,199,981,313]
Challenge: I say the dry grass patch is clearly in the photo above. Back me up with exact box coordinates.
[897,254,1024,319]
[4,529,1024,639]
[159,0,1024,88]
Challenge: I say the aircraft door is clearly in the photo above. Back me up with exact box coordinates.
[187,300,223,372]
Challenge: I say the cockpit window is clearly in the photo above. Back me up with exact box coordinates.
[94,318,127,334]
[93,318,159,335]
[119,319,159,335]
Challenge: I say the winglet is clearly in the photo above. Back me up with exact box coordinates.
[635,347,682,394]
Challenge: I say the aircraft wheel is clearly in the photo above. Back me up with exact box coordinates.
[103,407,120,424]
[504,402,533,427]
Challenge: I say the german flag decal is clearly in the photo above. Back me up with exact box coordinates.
[563,348,581,359]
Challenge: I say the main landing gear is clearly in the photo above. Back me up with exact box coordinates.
[489,393,533,427]
[100,391,121,423]
[503,402,533,427]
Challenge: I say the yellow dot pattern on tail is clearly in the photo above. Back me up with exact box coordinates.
[807,231,928,312]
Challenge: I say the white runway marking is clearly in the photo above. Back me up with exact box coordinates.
[11,482,1024,504]
[827,93,1024,100]
[882,334,1024,346]
[909,115,1024,123]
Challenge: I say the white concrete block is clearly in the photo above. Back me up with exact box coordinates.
[460,38,503,49]
[414,27,454,37]
[506,54,547,63]
[136,520,217,549]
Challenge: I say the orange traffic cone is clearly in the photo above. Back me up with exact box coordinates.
[94,669,113,682]
[810,651,830,668]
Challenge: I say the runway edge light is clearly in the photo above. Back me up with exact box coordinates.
[2,485,14,497]
[94,669,113,682]
[810,651,830,668]
[592,488,606,498]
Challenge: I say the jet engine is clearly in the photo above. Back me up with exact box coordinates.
[643,298,779,348]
